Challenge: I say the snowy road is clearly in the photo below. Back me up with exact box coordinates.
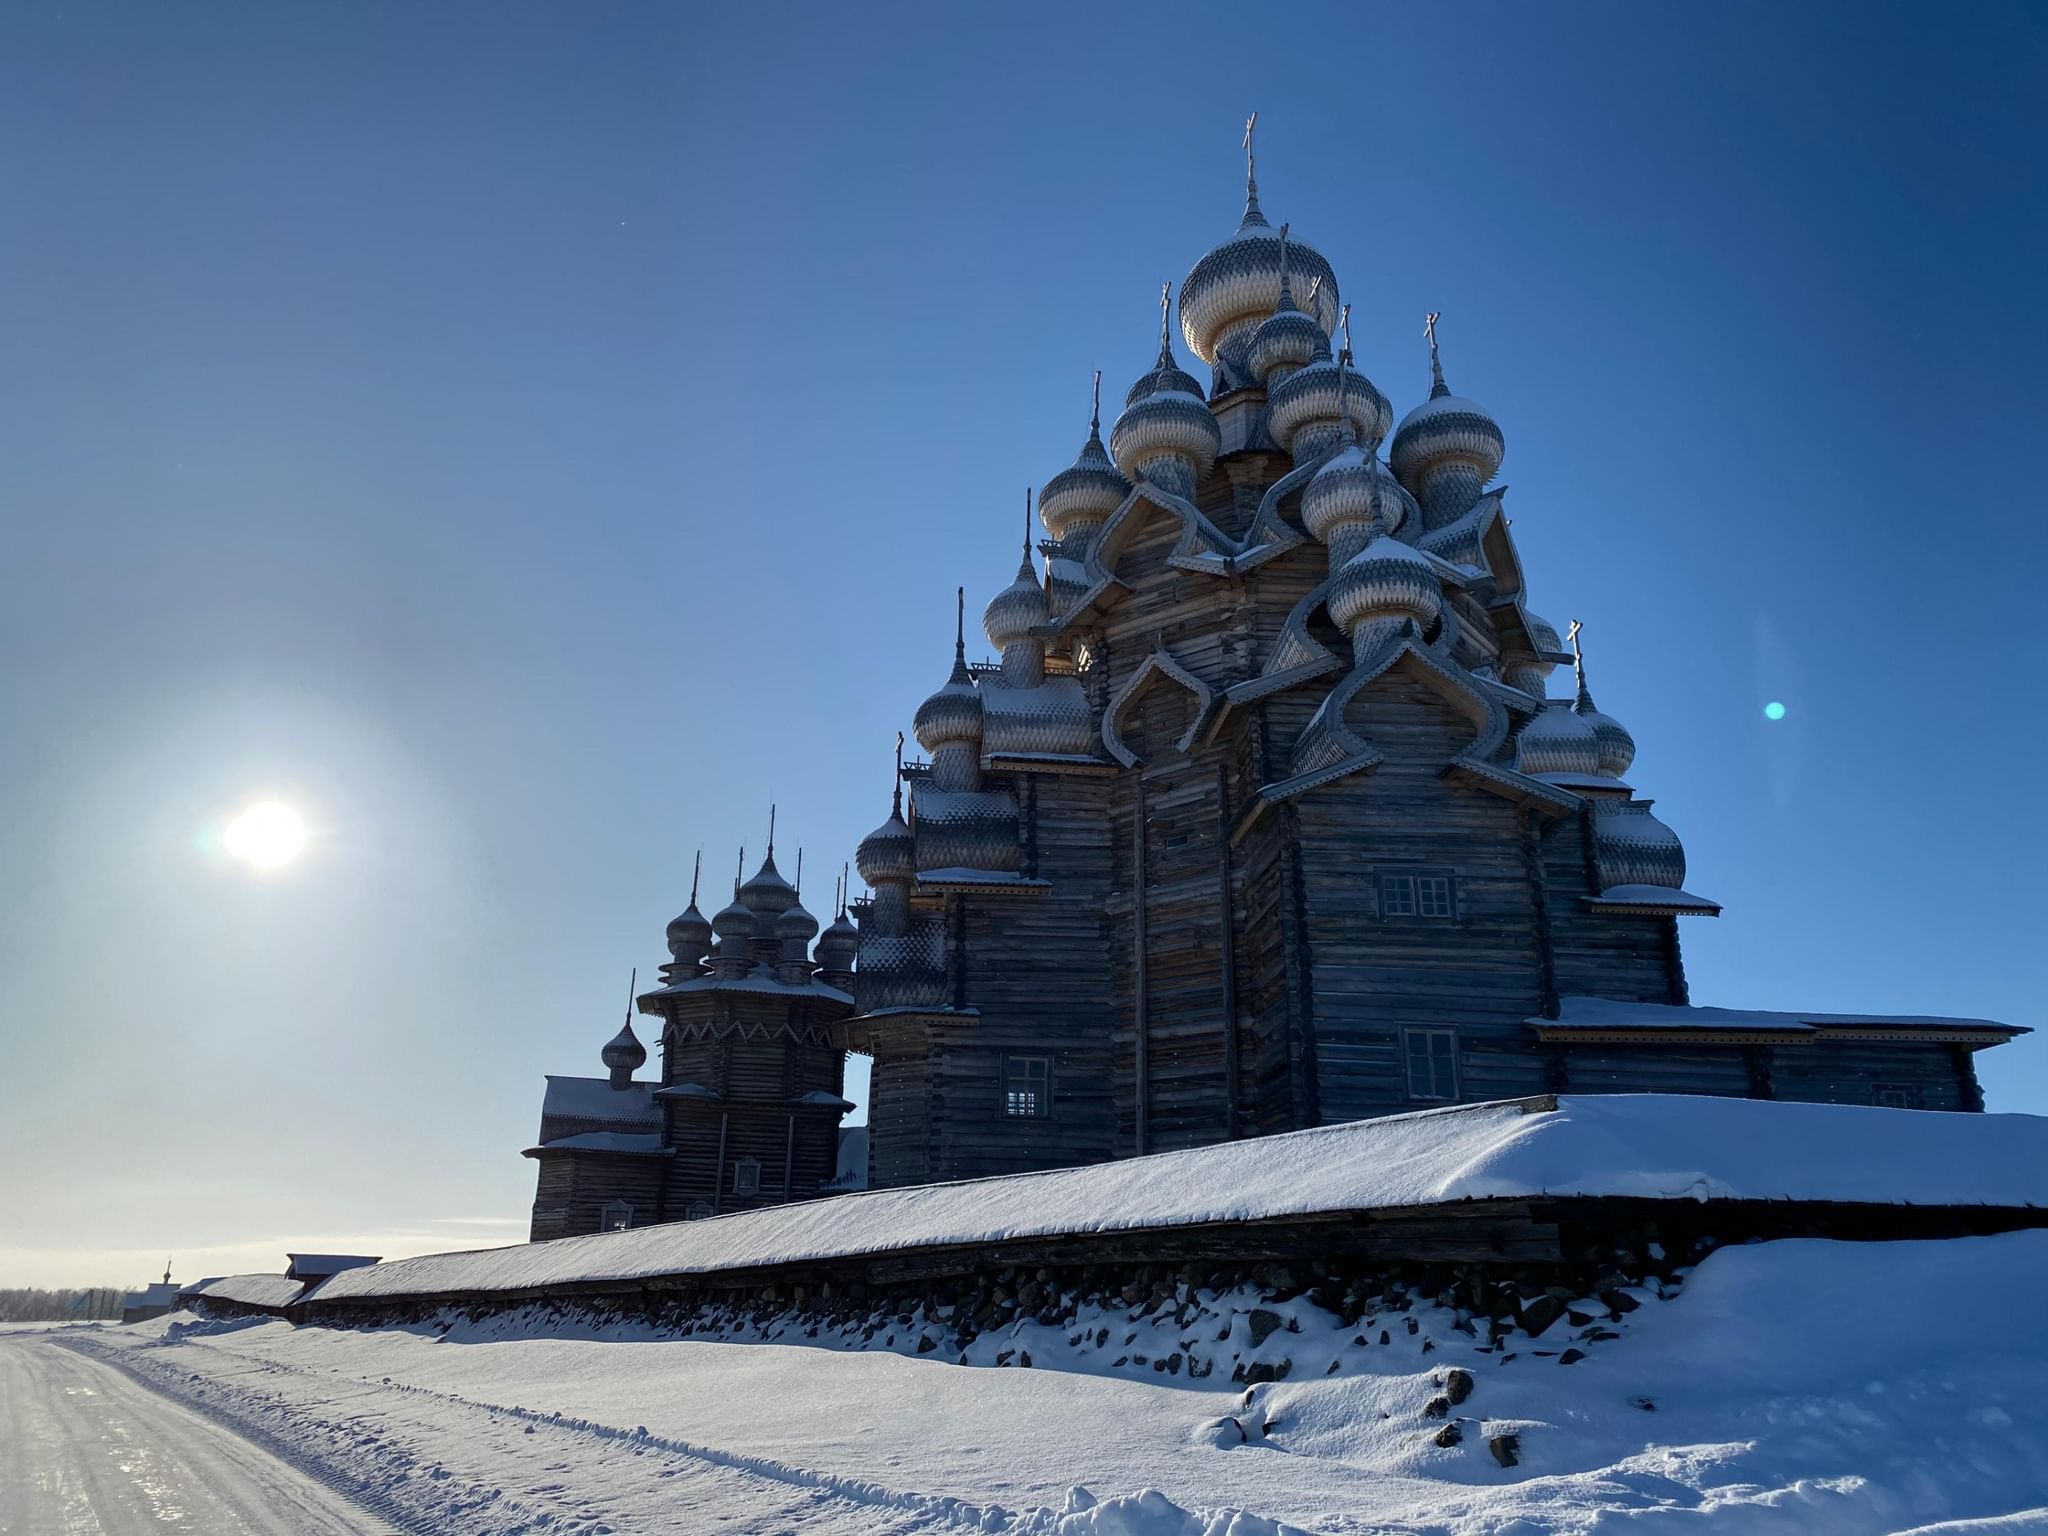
[0,1332,391,1535]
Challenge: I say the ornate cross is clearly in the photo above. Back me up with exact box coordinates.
[1424,310,1440,348]
[1340,302,1354,360]
[1567,618,1584,661]
[1243,111,1258,185]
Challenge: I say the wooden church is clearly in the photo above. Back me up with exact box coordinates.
[526,124,2022,1241]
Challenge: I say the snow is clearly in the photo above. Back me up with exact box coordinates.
[183,1273,306,1310]
[313,1095,2048,1305]
[526,1131,671,1155]
[1584,883,1722,912]
[59,1228,2048,1533]
[539,1074,659,1126]
[650,969,854,1003]
[1543,994,2020,1035]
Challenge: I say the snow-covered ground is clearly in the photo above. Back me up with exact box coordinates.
[47,1229,2048,1534]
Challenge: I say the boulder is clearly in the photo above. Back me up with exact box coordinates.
[1444,1368,1475,1405]
[1247,1309,1286,1347]
[1489,1433,1521,1468]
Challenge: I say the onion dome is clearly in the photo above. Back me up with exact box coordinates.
[738,844,796,918]
[775,897,819,945]
[1514,698,1603,778]
[1593,800,1687,890]
[1110,287,1221,488]
[1300,442,1417,550]
[855,796,915,887]
[1326,533,1442,639]
[600,1019,646,1075]
[711,889,755,944]
[1265,330,1391,456]
[1524,609,1566,661]
[665,901,712,960]
[1245,223,1324,386]
[1569,625,1637,778]
[914,587,984,754]
[1389,321,1503,515]
[1039,375,1131,540]
[1178,126,1339,382]
[984,551,1049,652]
[815,876,859,972]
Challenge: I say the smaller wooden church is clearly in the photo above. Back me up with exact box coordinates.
[524,123,2024,1244]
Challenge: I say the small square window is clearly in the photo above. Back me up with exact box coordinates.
[600,1199,634,1232]
[732,1157,762,1196]
[1404,1028,1459,1101]
[1380,874,1416,917]
[1874,1085,1921,1110]
[1005,1055,1051,1118]
[684,1201,715,1221]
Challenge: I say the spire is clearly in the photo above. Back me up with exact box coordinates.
[689,848,700,907]
[1275,221,1295,311]
[794,847,803,896]
[1307,277,1330,360]
[1336,302,1357,445]
[1156,280,1174,368]
[734,846,744,897]
[1239,110,1267,228]
[766,803,776,860]
[1090,369,1102,436]
[1568,618,1595,710]
[840,862,850,917]
[892,731,904,817]
[1019,486,1036,577]
[1425,310,1449,399]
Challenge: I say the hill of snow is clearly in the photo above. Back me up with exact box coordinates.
[63,1227,2048,1533]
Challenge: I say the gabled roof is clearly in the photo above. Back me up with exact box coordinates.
[284,1253,380,1282]
[540,1075,660,1129]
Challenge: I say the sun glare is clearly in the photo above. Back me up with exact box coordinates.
[222,800,308,870]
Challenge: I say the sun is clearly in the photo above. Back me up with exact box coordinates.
[222,800,308,870]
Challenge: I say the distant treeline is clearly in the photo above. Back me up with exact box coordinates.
[0,1288,127,1321]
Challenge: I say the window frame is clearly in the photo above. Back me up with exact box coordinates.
[1873,1084,1922,1110]
[599,1199,634,1232]
[683,1200,715,1221]
[731,1156,762,1196]
[1003,1053,1052,1119]
[1403,1027,1460,1103]
[1378,868,1459,922]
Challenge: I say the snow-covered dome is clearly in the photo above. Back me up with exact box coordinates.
[665,901,712,960]
[1593,799,1687,890]
[855,804,915,886]
[1110,366,1221,489]
[1572,645,1637,779]
[1300,442,1416,554]
[814,909,859,971]
[1245,224,1324,386]
[913,669,982,753]
[600,1019,646,1074]
[983,555,1049,652]
[1179,193,1338,384]
[1514,699,1603,778]
[1389,333,1503,520]
[710,891,756,943]
[1039,397,1130,540]
[1265,341,1391,457]
[1326,534,1442,638]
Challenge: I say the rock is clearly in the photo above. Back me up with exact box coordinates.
[1420,1337,1435,1354]
[1243,1359,1291,1385]
[1444,1368,1475,1405]
[1604,1289,1640,1315]
[1489,1433,1521,1467]
[1565,1308,1593,1328]
[1379,1329,1391,1346]
[1424,1395,1450,1419]
[995,1348,1016,1367]
[1019,1350,1032,1369]
[1434,1422,1464,1448]
[1633,1397,1657,1412]
[1017,1281,1044,1311]
[1557,1348,1585,1366]
[1518,1295,1565,1338]
[916,1333,937,1354]
[1247,1309,1286,1347]
[1326,1359,1341,1375]
[1095,1327,1110,1348]
[1405,1316,1419,1336]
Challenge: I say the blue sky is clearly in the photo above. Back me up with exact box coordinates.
[2,2,2042,1286]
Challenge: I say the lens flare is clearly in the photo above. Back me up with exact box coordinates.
[1763,701,1787,722]
[222,801,307,870]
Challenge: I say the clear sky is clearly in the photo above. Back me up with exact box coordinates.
[2,2,2043,1288]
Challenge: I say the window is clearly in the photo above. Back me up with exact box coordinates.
[684,1201,715,1221]
[731,1157,761,1196]
[599,1199,633,1232]
[1380,871,1456,920]
[1404,1028,1459,1101]
[1874,1084,1922,1110]
[1005,1055,1051,1118]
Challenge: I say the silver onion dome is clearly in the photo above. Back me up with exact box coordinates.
[1111,285,1223,487]
[1245,223,1323,386]
[1593,800,1687,890]
[710,891,756,942]
[1569,625,1636,778]
[856,805,915,886]
[1524,609,1567,661]
[1300,442,1416,549]
[914,588,984,753]
[738,848,797,917]
[600,1019,647,1074]
[1326,534,1442,637]
[1178,195,1338,378]
[775,898,819,944]
[1389,392,1504,491]
[984,554,1049,652]
[1265,338,1391,455]
[815,908,859,969]
[1514,698,1603,778]
[1039,380,1130,540]
[665,901,712,960]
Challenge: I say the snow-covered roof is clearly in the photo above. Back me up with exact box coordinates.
[1586,884,1722,914]
[285,1253,380,1281]
[181,1272,305,1309]
[525,1132,671,1157]
[121,1282,181,1309]
[540,1076,660,1128]
[645,971,853,1005]
[311,1095,2048,1305]
[1537,996,2023,1037]
[653,1081,720,1101]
